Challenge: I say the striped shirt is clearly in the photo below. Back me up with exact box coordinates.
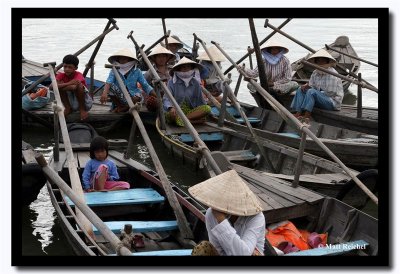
[309,68,344,110]
[245,55,294,92]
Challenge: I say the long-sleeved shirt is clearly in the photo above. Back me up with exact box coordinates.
[106,68,153,97]
[163,76,206,111]
[244,55,293,92]
[205,208,266,256]
[81,158,119,190]
[309,67,344,110]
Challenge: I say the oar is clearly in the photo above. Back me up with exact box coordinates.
[105,62,195,242]
[249,18,271,112]
[216,48,379,205]
[127,31,223,176]
[44,62,96,239]
[35,153,132,256]
[83,18,117,77]
[194,34,277,173]
[223,18,292,75]
[137,31,171,59]
[22,20,119,96]
[301,60,378,92]
[161,18,168,48]
[325,44,378,68]
[264,19,378,92]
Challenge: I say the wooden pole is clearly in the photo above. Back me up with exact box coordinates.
[218,86,229,127]
[234,64,244,97]
[124,117,137,159]
[83,18,115,77]
[44,62,96,238]
[325,44,378,67]
[127,31,223,175]
[195,35,276,173]
[216,48,378,205]
[264,20,377,92]
[53,106,59,162]
[22,22,119,96]
[247,46,254,69]
[105,63,194,241]
[357,73,363,118]
[224,18,292,75]
[161,18,168,48]
[301,60,378,92]
[292,132,307,188]
[35,154,132,256]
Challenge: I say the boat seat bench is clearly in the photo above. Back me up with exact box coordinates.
[93,220,179,234]
[285,240,369,256]
[109,249,193,256]
[222,150,258,162]
[65,188,165,207]
[179,133,224,143]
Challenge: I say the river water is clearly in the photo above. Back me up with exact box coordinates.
[20,18,379,257]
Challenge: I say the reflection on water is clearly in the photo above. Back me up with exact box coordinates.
[29,186,56,254]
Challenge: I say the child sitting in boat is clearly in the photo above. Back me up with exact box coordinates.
[101,48,156,113]
[163,57,211,127]
[197,45,228,104]
[49,54,93,120]
[290,49,343,121]
[82,136,130,192]
[143,45,176,112]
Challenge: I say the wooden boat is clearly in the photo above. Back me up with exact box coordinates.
[22,140,46,205]
[248,36,378,135]
[22,58,157,133]
[156,117,378,209]
[291,36,361,92]
[210,102,378,169]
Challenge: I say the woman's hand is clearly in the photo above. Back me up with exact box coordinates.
[212,209,228,223]
[100,91,108,104]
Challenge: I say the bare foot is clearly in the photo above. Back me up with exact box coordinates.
[80,110,89,121]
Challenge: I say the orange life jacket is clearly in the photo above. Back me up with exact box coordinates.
[266,220,327,251]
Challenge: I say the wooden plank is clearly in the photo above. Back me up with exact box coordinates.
[109,249,193,256]
[93,220,178,234]
[22,149,37,164]
[132,249,192,256]
[108,150,153,172]
[65,188,165,207]
[285,240,369,256]
[261,172,351,185]
[222,150,257,162]
[77,152,91,169]
[233,164,323,202]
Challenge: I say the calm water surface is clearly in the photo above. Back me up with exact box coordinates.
[20,18,379,256]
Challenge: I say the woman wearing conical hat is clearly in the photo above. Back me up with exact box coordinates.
[163,57,211,127]
[100,48,156,113]
[143,45,176,112]
[197,45,227,103]
[244,39,299,107]
[189,170,265,256]
[165,36,184,66]
[290,49,344,121]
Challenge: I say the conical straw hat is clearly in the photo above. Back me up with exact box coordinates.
[261,39,289,54]
[170,56,203,76]
[108,48,138,63]
[167,36,184,49]
[196,45,226,62]
[148,45,176,62]
[188,170,263,216]
[307,49,337,67]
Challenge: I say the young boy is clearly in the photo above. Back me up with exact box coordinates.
[50,54,93,120]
